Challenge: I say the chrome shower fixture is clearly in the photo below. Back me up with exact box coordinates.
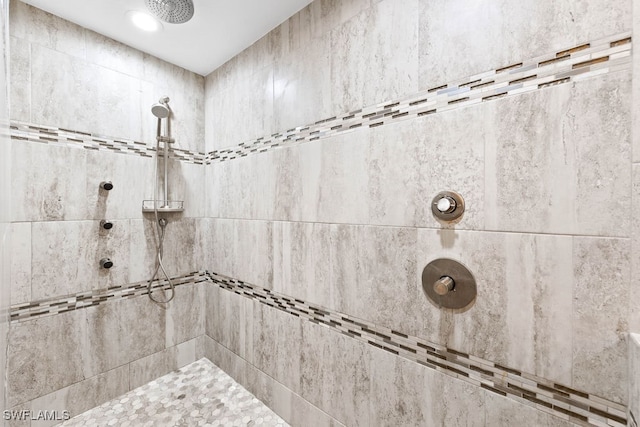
[145,0,194,24]
[151,96,170,119]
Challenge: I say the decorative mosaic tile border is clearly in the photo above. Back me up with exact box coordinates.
[203,31,631,163]
[10,268,630,426]
[8,32,631,168]
[8,122,207,164]
[9,271,207,323]
[206,271,627,427]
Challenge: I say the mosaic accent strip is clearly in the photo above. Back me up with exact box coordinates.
[8,32,631,169]
[9,271,207,323]
[203,31,631,164]
[8,122,207,164]
[207,271,628,427]
[61,359,288,426]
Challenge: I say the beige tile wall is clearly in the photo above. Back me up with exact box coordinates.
[203,0,636,424]
[7,1,207,421]
[7,0,640,425]
[0,0,10,422]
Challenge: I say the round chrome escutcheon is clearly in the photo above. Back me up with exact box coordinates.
[421,258,476,310]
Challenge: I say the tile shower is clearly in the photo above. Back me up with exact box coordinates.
[4,0,640,426]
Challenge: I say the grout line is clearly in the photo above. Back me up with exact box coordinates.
[203,217,632,240]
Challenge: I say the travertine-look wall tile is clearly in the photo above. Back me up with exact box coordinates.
[208,219,274,289]
[12,1,204,147]
[273,31,333,133]
[204,166,220,219]
[630,334,640,425]
[175,338,197,368]
[127,218,157,284]
[318,130,370,224]
[8,310,88,407]
[12,142,87,222]
[369,346,437,426]
[299,317,330,409]
[129,339,199,390]
[205,283,253,362]
[129,347,175,390]
[31,220,130,300]
[503,233,574,385]
[413,106,487,230]
[83,29,145,79]
[484,392,580,427]
[207,67,274,150]
[253,302,302,394]
[432,374,486,427]
[289,142,321,221]
[568,71,631,237]
[271,147,301,221]
[634,0,640,163]
[274,221,332,308]
[9,1,85,59]
[367,119,421,227]
[244,343,345,427]
[329,0,418,114]
[632,165,640,332]
[29,364,128,427]
[10,36,30,123]
[92,66,146,143]
[416,229,575,386]
[10,222,31,305]
[245,364,295,424]
[156,217,197,278]
[290,398,345,427]
[202,335,248,387]
[572,236,630,404]
[165,160,206,218]
[216,154,276,221]
[29,44,135,138]
[320,324,371,426]
[85,294,166,378]
[298,317,371,425]
[332,225,422,335]
[166,282,205,348]
[417,0,630,90]
[486,71,631,237]
[85,150,152,221]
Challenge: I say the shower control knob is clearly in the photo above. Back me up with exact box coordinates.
[434,276,455,296]
[100,220,113,230]
[100,258,113,269]
[100,181,114,191]
[431,191,465,221]
[436,196,456,213]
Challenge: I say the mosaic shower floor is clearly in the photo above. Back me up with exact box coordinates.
[60,359,289,427]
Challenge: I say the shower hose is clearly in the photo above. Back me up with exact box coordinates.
[148,136,176,303]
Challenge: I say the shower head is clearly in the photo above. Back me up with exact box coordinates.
[151,97,170,119]
[145,0,194,24]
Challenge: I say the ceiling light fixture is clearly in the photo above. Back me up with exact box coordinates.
[127,10,163,32]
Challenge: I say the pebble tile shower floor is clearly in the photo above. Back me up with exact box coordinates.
[60,359,289,427]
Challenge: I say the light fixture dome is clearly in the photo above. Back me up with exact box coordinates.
[127,10,162,32]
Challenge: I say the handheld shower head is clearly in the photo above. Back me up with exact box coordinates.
[151,97,170,119]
